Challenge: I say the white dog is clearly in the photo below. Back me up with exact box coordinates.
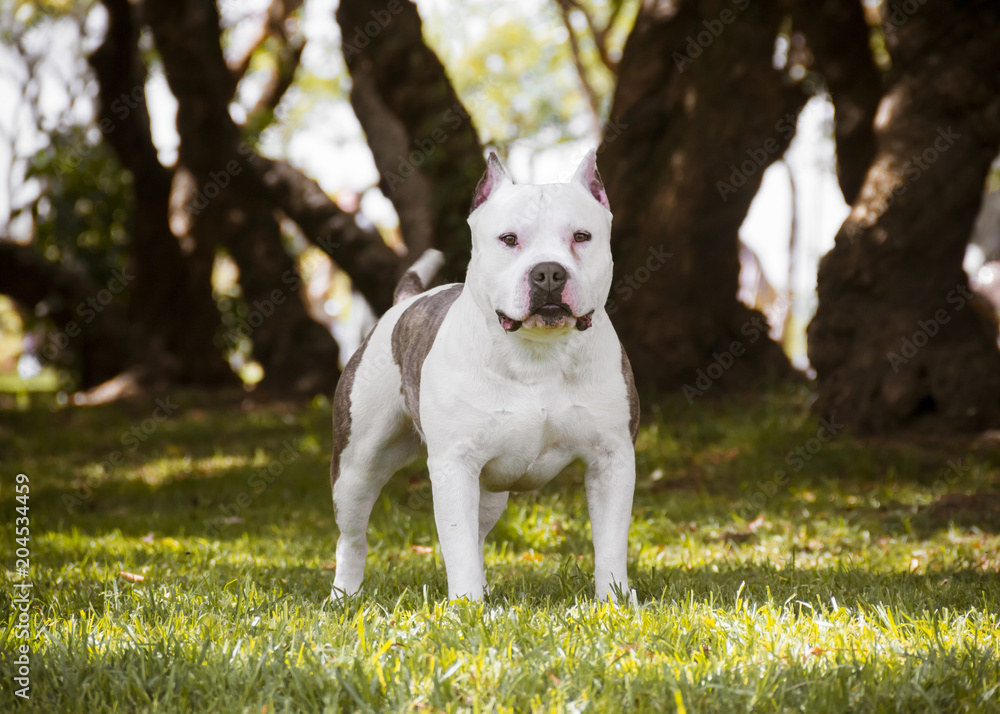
[330,150,638,601]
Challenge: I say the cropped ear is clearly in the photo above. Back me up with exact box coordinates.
[572,149,610,211]
[471,152,511,213]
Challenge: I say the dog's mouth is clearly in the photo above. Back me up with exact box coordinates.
[535,303,571,322]
[496,308,594,333]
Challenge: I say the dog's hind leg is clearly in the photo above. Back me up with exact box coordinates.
[332,428,419,598]
[330,320,417,600]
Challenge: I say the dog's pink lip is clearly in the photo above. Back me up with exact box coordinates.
[495,310,522,332]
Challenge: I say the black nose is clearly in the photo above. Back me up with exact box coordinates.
[530,262,568,293]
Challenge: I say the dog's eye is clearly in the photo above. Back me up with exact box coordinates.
[573,231,592,243]
[499,233,518,247]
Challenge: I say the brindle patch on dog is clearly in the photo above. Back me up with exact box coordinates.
[391,284,464,432]
[331,333,373,490]
[621,343,639,443]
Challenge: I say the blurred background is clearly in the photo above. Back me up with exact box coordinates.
[1,0,999,434]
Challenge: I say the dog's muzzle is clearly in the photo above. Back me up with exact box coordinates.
[495,308,594,332]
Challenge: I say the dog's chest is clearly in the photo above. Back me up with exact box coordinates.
[476,385,597,492]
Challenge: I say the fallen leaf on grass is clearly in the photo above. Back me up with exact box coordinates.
[120,571,145,583]
[718,515,767,545]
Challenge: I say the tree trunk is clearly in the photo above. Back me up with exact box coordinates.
[807,0,1000,433]
[336,0,485,281]
[89,0,236,388]
[599,0,805,395]
[794,0,883,205]
[146,0,341,395]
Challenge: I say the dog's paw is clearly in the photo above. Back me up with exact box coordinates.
[329,584,357,602]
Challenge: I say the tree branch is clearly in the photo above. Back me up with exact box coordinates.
[557,0,602,128]
[254,157,402,314]
[557,0,620,74]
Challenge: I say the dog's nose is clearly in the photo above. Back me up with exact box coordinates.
[530,262,568,293]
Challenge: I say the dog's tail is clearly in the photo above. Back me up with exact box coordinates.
[393,249,446,305]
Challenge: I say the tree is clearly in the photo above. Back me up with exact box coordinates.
[0,0,407,397]
[336,0,485,282]
[808,0,1000,432]
[89,0,237,392]
[793,0,881,205]
[598,0,807,395]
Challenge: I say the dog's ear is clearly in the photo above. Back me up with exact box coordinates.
[572,150,610,211]
[471,152,511,212]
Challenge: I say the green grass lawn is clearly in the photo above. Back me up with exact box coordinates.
[1,385,999,712]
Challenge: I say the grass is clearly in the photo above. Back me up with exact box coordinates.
[1,385,999,712]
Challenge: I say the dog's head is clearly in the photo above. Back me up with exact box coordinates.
[466,150,613,336]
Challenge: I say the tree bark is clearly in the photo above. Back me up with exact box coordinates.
[336,0,485,281]
[807,0,1000,433]
[146,0,341,395]
[88,0,236,388]
[599,0,805,394]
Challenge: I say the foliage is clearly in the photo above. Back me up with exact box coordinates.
[2,0,92,39]
[24,129,132,298]
[422,0,638,149]
[1,387,998,712]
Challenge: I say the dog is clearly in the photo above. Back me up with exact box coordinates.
[330,150,638,601]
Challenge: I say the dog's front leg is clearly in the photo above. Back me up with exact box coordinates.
[585,446,636,602]
[428,455,485,601]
